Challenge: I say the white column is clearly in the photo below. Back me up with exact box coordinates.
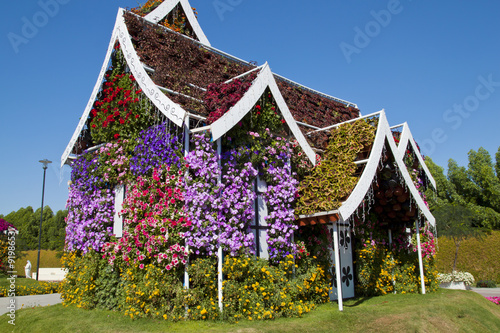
[415,220,426,295]
[388,228,395,293]
[183,116,190,290]
[333,222,343,311]
[217,138,223,312]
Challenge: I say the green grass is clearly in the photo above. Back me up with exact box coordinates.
[1,289,499,332]
[436,230,500,283]
[14,250,62,277]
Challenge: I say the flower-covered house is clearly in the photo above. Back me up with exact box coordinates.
[61,0,438,319]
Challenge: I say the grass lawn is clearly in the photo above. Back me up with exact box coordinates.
[0,289,499,332]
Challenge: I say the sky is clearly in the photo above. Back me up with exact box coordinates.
[1,0,499,216]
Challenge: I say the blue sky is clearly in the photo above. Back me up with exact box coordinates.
[1,0,499,216]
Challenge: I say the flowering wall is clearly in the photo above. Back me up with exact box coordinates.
[61,1,438,322]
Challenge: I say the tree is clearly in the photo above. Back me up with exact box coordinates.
[437,148,500,230]
[424,157,464,209]
[4,206,67,251]
[467,148,500,211]
[46,210,67,251]
[434,204,481,271]
[496,147,500,182]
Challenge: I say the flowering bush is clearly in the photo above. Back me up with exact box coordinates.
[65,186,114,254]
[130,122,183,177]
[184,134,222,255]
[486,297,500,305]
[96,141,130,187]
[353,214,439,296]
[265,163,298,262]
[103,165,189,271]
[204,73,256,124]
[476,280,496,288]
[0,280,60,297]
[218,150,257,256]
[185,134,258,256]
[222,255,330,322]
[437,271,475,286]
[89,45,154,144]
[295,224,333,270]
[70,152,101,192]
[60,250,122,310]
[410,227,437,259]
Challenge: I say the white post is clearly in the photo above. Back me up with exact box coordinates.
[332,222,343,311]
[388,228,395,293]
[415,220,426,295]
[217,138,223,312]
[183,116,190,290]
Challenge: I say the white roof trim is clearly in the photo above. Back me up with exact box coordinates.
[397,123,436,189]
[61,8,188,167]
[144,0,210,46]
[338,111,435,227]
[60,10,122,168]
[210,63,317,165]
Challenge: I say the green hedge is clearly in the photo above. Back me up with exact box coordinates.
[435,230,500,283]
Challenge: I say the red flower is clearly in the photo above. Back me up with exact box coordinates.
[281,119,286,123]
[255,105,261,110]
[114,133,120,139]
[119,118,125,124]
[135,114,140,119]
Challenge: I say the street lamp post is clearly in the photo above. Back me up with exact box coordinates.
[37,159,52,281]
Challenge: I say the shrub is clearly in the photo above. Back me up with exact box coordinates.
[221,254,330,322]
[60,250,122,310]
[476,280,497,288]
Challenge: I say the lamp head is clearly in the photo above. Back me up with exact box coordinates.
[39,159,52,169]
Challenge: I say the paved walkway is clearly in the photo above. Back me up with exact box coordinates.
[470,287,500,298]
[0,293,63,316]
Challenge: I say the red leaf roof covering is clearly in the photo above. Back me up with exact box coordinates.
[124,12,360,147]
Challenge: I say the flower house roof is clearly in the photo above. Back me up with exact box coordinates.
[394,123,436,189]
[142,0,210,46]
[298,110,435,227]
[193,63,316,163]
[61,2,360,166]
[123,10,360,126]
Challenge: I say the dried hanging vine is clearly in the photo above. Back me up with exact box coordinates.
[296,119,376,215]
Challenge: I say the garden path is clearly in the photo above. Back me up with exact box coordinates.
[0,293,62,315]
[470,288,500,298]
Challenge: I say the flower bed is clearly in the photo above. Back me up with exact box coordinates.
[486,297,500,305]
[0,280,60,297]
[437,271,475,287]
